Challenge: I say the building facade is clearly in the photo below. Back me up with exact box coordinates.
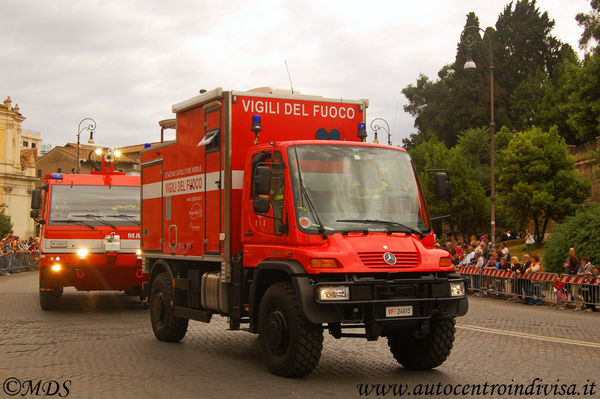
[0,97,41,239]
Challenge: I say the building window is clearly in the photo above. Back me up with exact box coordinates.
[32,143,36,148]
[37,169,42,178]
[23,141,29,147]
[57,168,62,173]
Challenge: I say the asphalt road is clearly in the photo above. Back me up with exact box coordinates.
[1,271,599,398]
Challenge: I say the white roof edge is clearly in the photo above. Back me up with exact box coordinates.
[172,87,369,113]
[172,87,224,113]
[231,90,368,106]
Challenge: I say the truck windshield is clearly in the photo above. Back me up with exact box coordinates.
[288,144,430,235]
[48,185,140,227]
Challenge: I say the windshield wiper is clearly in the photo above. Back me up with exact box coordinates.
[105,214,140,226]
[336,219,423,237]
[72,214,117,229]
[50,219,96,230]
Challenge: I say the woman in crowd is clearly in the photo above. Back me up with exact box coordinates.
[525,254,543,305]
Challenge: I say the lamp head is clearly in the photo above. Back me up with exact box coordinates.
[464,47,476,70]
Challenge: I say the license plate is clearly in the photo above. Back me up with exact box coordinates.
[385,305,413,318]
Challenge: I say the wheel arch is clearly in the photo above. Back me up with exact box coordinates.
[148,258,175,296]
[249,260,305,332]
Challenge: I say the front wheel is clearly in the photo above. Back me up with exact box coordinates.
[258,282,323,378]
[150,272,188,342]
[39,287,62,311]
[387,318,456,370]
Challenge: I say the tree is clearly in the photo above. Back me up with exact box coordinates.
[542,205,600,274]
[403,2,569,146]
[409,138,489,242]
[0,209,12,237]
[562,52,600,142]
[497,126,590,243]
[576,0,600,52]
[456,127,490,166]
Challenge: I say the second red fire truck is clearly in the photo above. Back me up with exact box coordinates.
[31,150,145,310]
[141,87,468,377]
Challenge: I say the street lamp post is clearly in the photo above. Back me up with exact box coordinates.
[463,25,496,249]
[370,118,391,145]
[76,118,96,173]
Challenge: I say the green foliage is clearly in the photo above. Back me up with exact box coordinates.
[0,210,12,237]
[497,126,590,243]
[401,1,587,147]
[562,52,600,142]
[576,0,600,52]
[409,138,489,241]
[543,205,600,273]
[457,127,490,166]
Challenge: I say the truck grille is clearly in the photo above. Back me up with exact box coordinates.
[358,251,419,268]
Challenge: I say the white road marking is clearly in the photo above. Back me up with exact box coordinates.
[457,324,600,349]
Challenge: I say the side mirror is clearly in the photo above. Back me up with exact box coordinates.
[435,173,450,199]
[31,188,42,210]
[30,209,40,219]
[253,196,270,214]
[254,166,271,196]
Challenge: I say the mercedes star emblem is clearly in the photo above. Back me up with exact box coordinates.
[383,252,397,265]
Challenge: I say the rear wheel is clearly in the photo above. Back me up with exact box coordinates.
[39,287,62,311]
[258,282,323,377]
[150,272,188,342]
[387,318,456,370]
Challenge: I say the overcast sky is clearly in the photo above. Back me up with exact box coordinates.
[0,0,592,149]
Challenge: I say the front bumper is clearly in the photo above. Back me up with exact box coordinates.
[39,253,146,291]
[293,273,468,326]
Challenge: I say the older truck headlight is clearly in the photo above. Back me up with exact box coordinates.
[450,281,465,297]
[318,286,350,301]
[77,248,89,258]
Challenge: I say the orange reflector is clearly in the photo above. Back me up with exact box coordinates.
[439,257,452,267]
[310,258,339,268]
[244,306,249,312]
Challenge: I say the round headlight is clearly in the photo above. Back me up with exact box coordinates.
[51,264,62,272]
[136,249,142,256]
[77,248,89,258]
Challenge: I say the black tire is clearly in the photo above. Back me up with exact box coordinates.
[39,287,62,311]
[258,282,323,378]
[150,272,188,342]
[387,318,456,370]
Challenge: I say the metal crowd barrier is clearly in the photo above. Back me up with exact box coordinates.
[0,251,39,275]
[558,274,600,310]
[456,266,600,309]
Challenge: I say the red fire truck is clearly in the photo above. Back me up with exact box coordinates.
[141,87,467,377]
[31,151,145,310]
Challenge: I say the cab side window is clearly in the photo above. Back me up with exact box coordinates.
[270,151,285,236]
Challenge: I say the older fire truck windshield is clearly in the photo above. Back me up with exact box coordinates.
[288,144,430,235]
[48,185,140,227]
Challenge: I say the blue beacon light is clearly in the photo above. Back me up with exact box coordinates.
[357,122,367,142]
[50,173,63,179]
[251,115,262,145]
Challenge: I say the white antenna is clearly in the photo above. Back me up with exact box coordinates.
[285,60,294,94]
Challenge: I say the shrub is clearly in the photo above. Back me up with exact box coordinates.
[542,205,600,274]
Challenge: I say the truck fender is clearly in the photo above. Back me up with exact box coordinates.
[147,259,175,298]
[249,260,339,329]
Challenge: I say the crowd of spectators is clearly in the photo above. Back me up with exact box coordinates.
[442,236,599,311]
[0,231,40,275]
